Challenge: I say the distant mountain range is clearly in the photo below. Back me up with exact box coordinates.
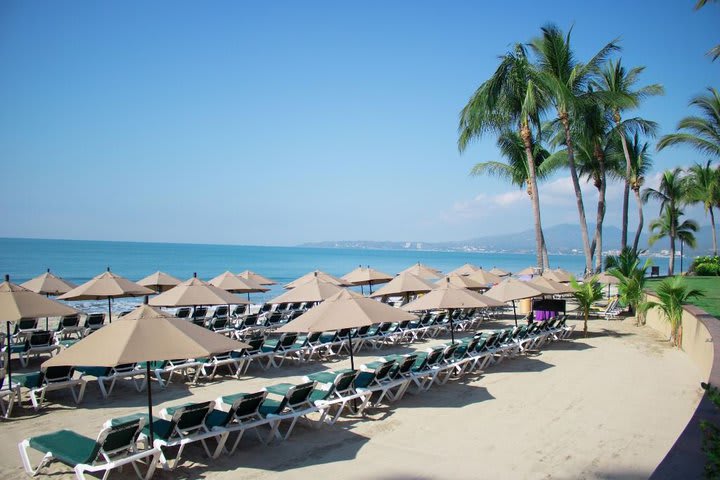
[300,223,717,255]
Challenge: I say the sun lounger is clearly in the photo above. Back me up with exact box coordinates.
[304,369,373,425]
[19,416,160,480]
[356,359,410,405]
[261,381,319,441]
[11,331,61,367]
[175,307,191,319]
[83,313,105,334]
[212,391,274,455]
[144,400,222,470]
[253,333,300,369]
[151,358,202,388]
[14,318,40,339]
[193,351,245,382]
[20,366,87,411]
[77,364,146,399]
[55,315,84,340]
[0,374,21,419]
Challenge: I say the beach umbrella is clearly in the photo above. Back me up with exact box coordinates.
[543,268,573,283]
[276,289,417,369]
[209,271,270,299]
[269,277,345,304]
[136,271,182,293]
[43,302,248,445]
[484,278,545,326]
[448,263,481,277]
[0,275,80,390]
[594,271,620,298]
[467,268,503,287]
[398,262,442,280]
[435,273,486,291]
[515,266,538,277]
[489,267,511,277]
[149,275,249,308]
[369,272,436,304]
[21,269,78,329]
[284,270,351,290]
[341,266,393,295]
[20,269,77,296]
[58,269,154,324]
[402,279,503,344]
[237,270,277,286]
[529,276,575,295]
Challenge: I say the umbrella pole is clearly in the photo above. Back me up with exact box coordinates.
[5,321,11,390]
[347,330,355,371]
[360,285,364,295]
[146,362,154,446]
[369,282,373,295]
[607,284,610,299]
[107,297,112,324]
[512,300,518,327]
[448,308,455,344]
[45,293,49,331]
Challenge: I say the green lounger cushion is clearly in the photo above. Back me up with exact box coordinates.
[204,409,232,429]
[306,369,353,384]
[258,399,284,416]
[264,383,295,396]
[29,430,98,466]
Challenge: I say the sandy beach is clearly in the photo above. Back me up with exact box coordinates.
[0,316,703,480]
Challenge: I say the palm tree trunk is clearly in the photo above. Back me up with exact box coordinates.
[617,120,632,250]
[594,150,607,273]
[560,113,593,273]
[632,188,644,253]
[521,125,546,270]
[541,232,550,271]
[669,234,676,276]
[584,311,589,337]
[710,207,717,256]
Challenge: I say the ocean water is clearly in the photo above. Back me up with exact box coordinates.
[0,237,587,313]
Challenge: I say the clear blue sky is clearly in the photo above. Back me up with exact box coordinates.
[0,0,717,246]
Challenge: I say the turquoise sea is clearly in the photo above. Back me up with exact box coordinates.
[0,237,588,312]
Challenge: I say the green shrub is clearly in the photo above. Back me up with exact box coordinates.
[691,256,720,276]
[701,382,720,478]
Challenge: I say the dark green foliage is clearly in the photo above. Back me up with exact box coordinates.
[691,256,720,276]
[700,382,720,478]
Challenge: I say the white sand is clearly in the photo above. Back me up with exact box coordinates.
[0,318,703,479]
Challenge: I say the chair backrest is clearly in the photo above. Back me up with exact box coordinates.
[209,317,228,331]
[96,418,145,459]
[286,381,315,408]
[354,325,371,337]
[306,331,322,343]
[172,401,214,434]
[28,330,53,348]
[240,314,259,328]
[243,337,264,354]
[16,318,38,332]
[374,360,397,381]
[85,313,105,328]
[214,306,229,319]
[422,347,445,368]
[267,312,283,324]
[176,307,191,319]
[278,332,298,349]
[442,343,459,361]
[333,370,358,393]
[259,303,272,314]
[396,354,418,375]
[232,304,247,316]
[42,365,75,384]
[336,328,352,339]
[193,307,208,319]
[232,391,268,420]
[58,314,80,329]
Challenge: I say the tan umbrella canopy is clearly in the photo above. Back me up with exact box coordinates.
[435,273,486,291]
[276,289,417,368]
[269,278,345,304]
[543,268,574,283]
[0,275,80,388]
[58,269,154,323]
[43,303,248,444]
[238,270,277,286]
[593,271,620,298]
[402,279,503,343]
[136,271,182,293]
[209,271,270,295]
[398,262,442,280]
[529,276,575,295]
[284,270,350,290]
[448,263,480,277]
[369,272,436,302]
[484,278,545,326]
[489,267,511,277]
[515,266,538,277]
[467,268,503,286]
[20,269,77,296]
[341,266,393,294]
[149,275,249,307]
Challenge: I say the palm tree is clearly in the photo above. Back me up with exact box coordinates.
[570,276,604,337]
[606,247,652,320]
[594,59,663,249]
[647,276,702,347]
[685,160,720,255]
[459,44,549,270]
[695,0,720,61]
[530,24,620,274]
[469,129,563,266]
[648,206,698,276]
[626,134,653,252]
[657,87,720,158]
